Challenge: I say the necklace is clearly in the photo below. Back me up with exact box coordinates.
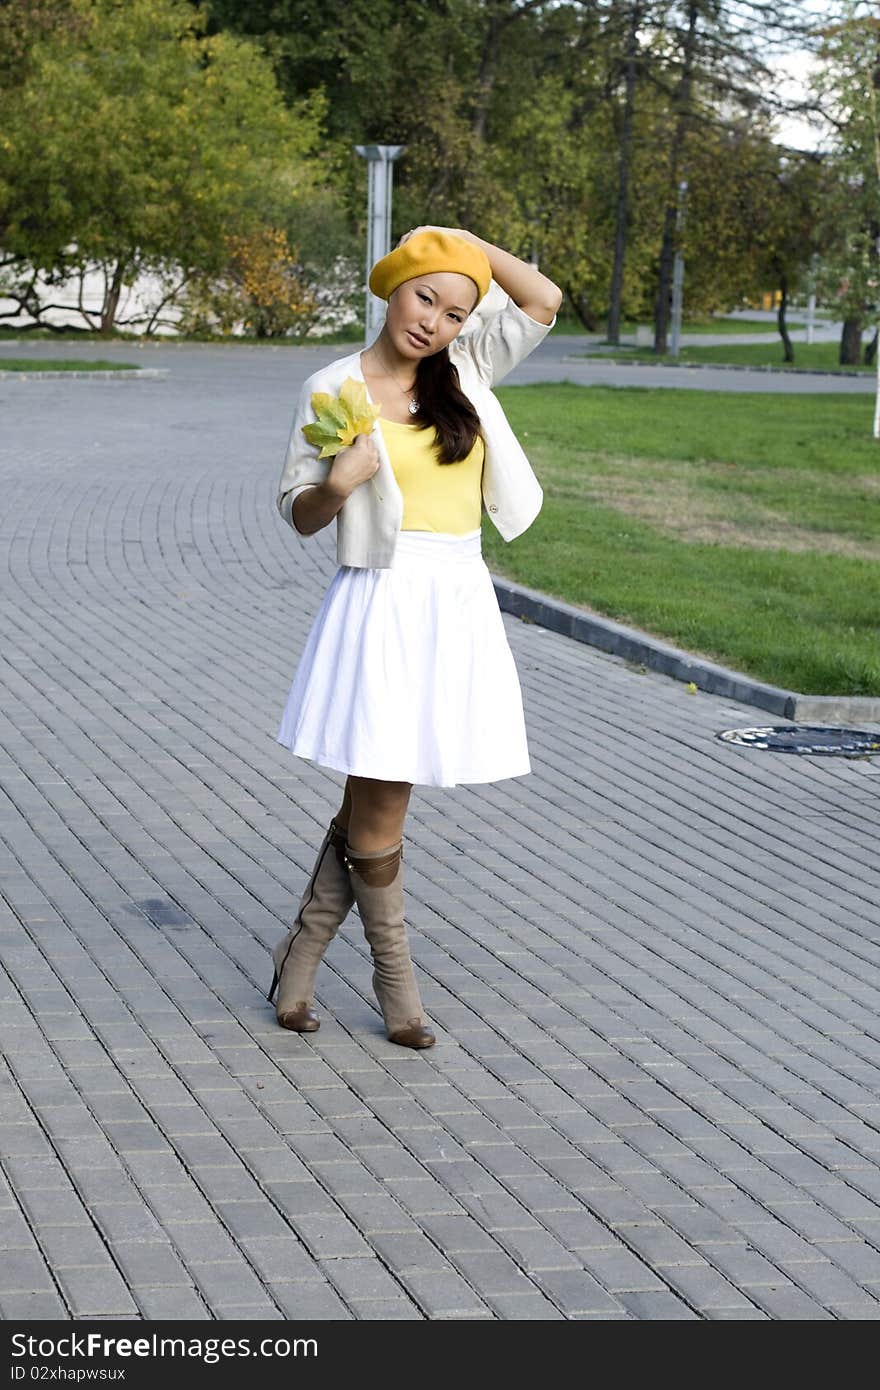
[368,346,420,415]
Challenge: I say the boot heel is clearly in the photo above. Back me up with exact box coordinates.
[267,969,279,1004]
[388,1019,436,1049]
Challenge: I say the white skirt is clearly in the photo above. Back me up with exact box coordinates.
[276,529,530,787]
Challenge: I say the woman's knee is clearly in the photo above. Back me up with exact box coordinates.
[349,776,412,817]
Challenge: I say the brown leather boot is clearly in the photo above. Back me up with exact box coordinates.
[344,841,435,1049]
[268,819,354,1031]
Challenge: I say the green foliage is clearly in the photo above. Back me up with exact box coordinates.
[0,0,325,328]
[681,131,827,314]
[0,0,831,333]
[811,4,880,325]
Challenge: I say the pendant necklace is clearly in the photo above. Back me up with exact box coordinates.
[371,346,419,415]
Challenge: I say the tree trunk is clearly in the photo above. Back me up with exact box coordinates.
[777,273,793,363]
[101,260,126,335]
[607,1,642,346]
[874,323,880,439]
[472,9,503,140]
[565,284,599,331]
[840,317,862,365]
[654,0,699,355]
[472,1,546,139]
[865,328,878,366]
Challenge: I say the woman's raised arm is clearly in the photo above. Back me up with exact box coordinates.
[398,225,562,326]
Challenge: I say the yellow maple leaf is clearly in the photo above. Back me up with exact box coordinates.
[302,377,381,457]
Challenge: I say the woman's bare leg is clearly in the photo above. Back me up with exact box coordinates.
[332,777,353,835]
[346,776,412,852]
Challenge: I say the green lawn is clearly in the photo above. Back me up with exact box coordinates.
[676,316,806,336]
[486,383,880,696]
[552,315,807,338]
[0,326,364,347]
[579,341,871,373]
[0,358,138,370]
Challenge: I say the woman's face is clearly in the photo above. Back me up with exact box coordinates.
[386,271,479,359]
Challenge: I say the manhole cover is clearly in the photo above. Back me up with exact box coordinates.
[718,725,880,756]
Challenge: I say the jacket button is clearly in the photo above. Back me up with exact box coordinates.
[489,504,498,513]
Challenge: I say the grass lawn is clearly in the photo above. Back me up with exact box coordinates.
[0,326,364,347]
[0,358,139,371]
[485,383,880,696]
[675,316,806,335]
[552,315,806,338]
[578,341,871,373]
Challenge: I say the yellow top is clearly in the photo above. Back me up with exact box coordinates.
[379,417,484,535]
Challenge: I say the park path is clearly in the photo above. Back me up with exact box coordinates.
[0,345,879,1320]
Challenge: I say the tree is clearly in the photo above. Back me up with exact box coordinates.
[813,3,880,398]
[607,0,646,344]
[0,0,324,332]
[756,154,831,364]
[643,0,821,352]
[3,0,831,338]
[679,130,829,359]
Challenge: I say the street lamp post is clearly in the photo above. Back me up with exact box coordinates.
[669,179,688,359]
[354,144,406,346]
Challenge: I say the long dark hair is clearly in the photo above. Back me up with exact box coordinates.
[412,348,483,465]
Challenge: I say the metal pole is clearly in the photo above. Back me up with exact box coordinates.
[669,179,688,358]
[355,144,406,346]
[670,252,685,357]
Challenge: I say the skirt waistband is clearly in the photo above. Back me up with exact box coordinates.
[392,528,482,562]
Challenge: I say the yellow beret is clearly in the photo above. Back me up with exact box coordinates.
[369,230,491,305]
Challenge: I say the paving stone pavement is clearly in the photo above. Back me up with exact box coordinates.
[1,345,879,1322]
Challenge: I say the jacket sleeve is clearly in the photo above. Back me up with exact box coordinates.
[452,279,557,388]
[276,380,332,533]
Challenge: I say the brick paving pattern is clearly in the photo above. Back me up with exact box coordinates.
[1,344,879,1320]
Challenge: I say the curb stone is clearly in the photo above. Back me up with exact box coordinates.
[492,573,880,725]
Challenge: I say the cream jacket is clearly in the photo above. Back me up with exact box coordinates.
[276,282,555,568]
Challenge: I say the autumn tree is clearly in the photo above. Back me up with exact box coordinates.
[179,228,319,337]
[0,0,324,332]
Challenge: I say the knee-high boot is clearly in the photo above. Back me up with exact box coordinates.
[268,819,354,1031]
[344,841,435,1049]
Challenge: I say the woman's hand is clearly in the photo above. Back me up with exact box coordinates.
[295,432,380,535]
[396,225,560,323]
[327,432,380,499]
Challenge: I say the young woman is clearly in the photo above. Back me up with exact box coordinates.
[270,225,562,1049]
